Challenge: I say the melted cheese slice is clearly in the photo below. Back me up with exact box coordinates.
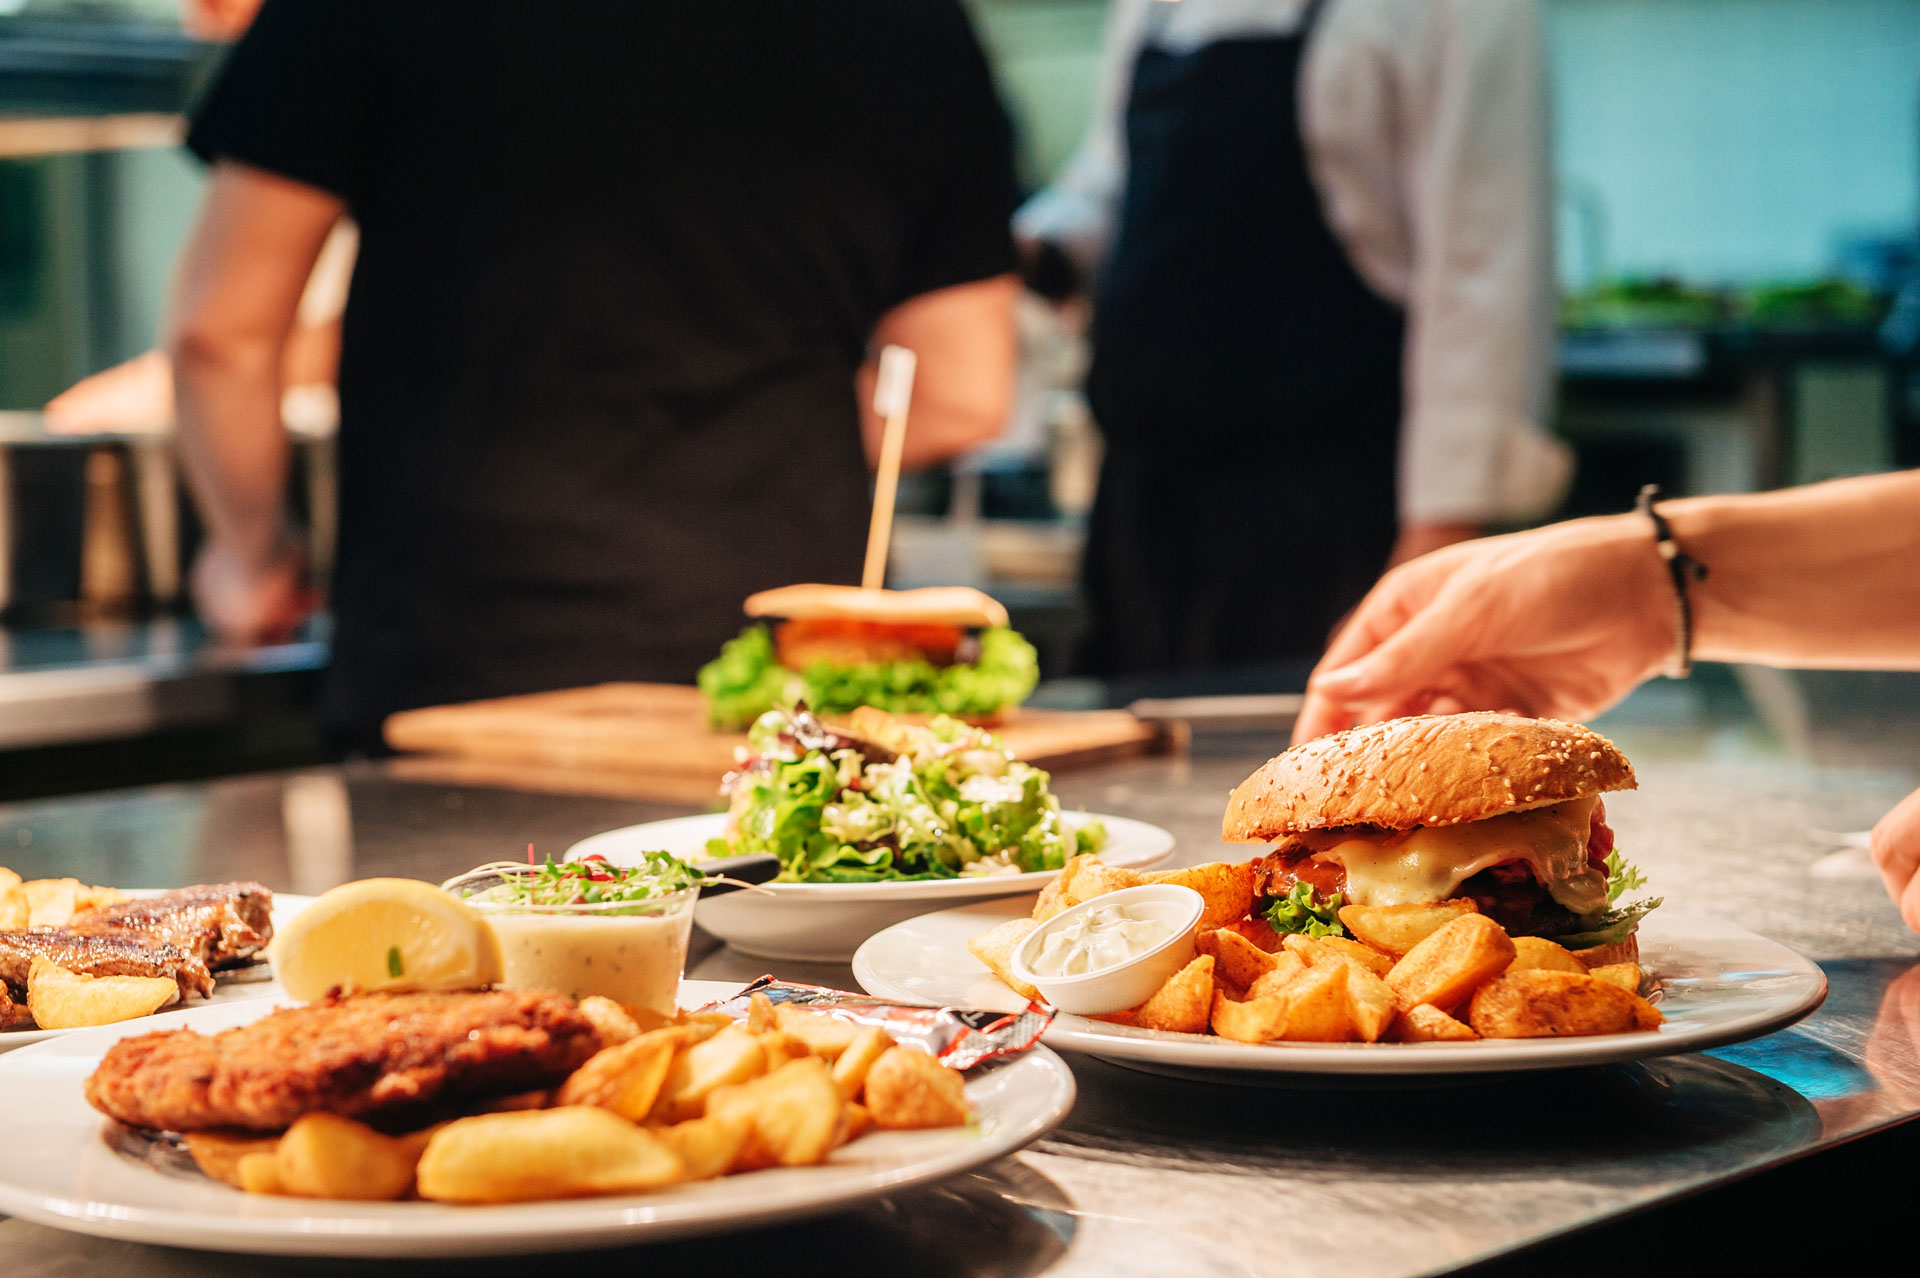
[1307,796,1607,914]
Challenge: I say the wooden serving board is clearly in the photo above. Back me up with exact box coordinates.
[382,682,1180,803]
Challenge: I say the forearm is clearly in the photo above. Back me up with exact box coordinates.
[1664,471,1920,669]
[172,332,293,563]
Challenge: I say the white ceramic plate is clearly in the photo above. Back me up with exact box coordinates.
[0,893,313,1052]
[569,812,1174,961]
[852,899,1829,1077]
[0,980,1075,1257]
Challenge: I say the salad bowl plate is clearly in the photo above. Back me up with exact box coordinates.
[569,813,1175,960]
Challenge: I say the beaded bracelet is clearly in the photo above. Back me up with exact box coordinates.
[1635,483,1709,677]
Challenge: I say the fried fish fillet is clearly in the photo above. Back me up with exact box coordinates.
[85,989,601,1132]
[0,931,211,1002]
[68,882,274,970]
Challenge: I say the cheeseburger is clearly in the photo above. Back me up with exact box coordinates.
[1224,713,1659,963]
[697,584,1039,730]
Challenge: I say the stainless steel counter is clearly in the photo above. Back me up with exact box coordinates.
[2,676,1918,1276]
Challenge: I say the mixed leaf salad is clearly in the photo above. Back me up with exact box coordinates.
[697,624,1039,731]
[710,705,1104,883]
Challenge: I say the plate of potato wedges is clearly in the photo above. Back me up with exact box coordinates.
[852,857,1828,1077]
[0,980,1075,1256]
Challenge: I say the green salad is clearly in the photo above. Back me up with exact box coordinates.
[697,624,1040,731]
[710,706,1105,883]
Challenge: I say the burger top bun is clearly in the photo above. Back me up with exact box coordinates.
[1222,712,1635,844]
[743,584,1009,630]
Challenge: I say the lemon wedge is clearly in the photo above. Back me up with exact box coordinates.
[271,878,503,1001]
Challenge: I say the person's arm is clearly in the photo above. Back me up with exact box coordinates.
[169,161,343,640]
[1380,0,1564,558]
[856,274,1019,470]
[1294,470,1920,742]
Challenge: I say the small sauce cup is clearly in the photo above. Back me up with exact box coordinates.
[442,865,697,1016]
[1013,884,1205,1016]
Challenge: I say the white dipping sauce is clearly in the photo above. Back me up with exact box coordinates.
[484,907,694,1014]
[1030,902,1176,977]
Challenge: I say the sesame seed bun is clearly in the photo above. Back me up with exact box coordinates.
[1222,712,1636,844]
[742,584,1009,629]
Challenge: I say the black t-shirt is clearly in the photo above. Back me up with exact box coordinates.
[187,0,1016,739]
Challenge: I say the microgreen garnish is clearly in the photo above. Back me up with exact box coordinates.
[386,946,404,978]
[453,852,703,912]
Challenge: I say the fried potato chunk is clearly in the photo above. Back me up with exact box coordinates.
[649,1026,769,1124]
[1197,927,1283,991]
[558,1027,685,1121]
[578,995,643,1045]
[967,918,1042,1002]
[1468,970,1663,1038]
[1209,990,1292,1043]
[772,1006,863,1060]
[1281,933,1396,979]
[1587,963,1645,993]
[863,1047,971,1130]
[1144,861,1263,930]
[1070,860,1152,901]
[1385,914,1517,1014]
[23,878,81,929]
[1339,900,1479,958]
[1033,855,1087,923]
[275,1113,422,1201]
[1132,955,1214,1034]
[707,1056,847,1168]
[1390,1003,1480,1043]
[1506,937,1588,975]
[830,1025,896,1101]
[1339,960,1396,1042]
[27,956,177,1029]
[654,1112,752,1180]
[185,1130,283,1190]
[1267,959,1357,1042]
[417,1107,685,1203]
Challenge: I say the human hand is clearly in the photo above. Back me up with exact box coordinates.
[191,534,315,645]
[43,350,173,435]
[1293,514,1677,743]
[1385,521,1482,569]
[1871,787,1920,932]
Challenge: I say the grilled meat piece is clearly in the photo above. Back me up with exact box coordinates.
[0,930,211,1002]
[68,882,274,971]
[85,989,602,1132]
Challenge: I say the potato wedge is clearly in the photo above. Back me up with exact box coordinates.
[1071,859,1152,901]
[185,1130,283,1190]
[1245,951,1309,1000]
[649,1027,768,1123]
[1197,928,1282,990]
[707,1056,847,1167]
[654,1112,751,1180]
[755,1029,811,1070]
[1281,933,1395,979]
[1468,969,1664,1038]
[1032,855,1086,922]
[772,1005,863,1059]
[76,884,129,913]
[0,884,26,932]
[1507,936,1588,975]
[1270,959,1357,1042]
[746,992,778,1034]
[578,995,643,1045]
[23,878,81,929]
[1339,960,1397,1042]
[1210,989,1291,1043]
[863,1048,971,1130]
[830,1025,895,1101]
[236,1151,286,1195]
[1339,899,1479,958]
[1391,1002,1480,1043]
[841,1101,875,1144]
[966,918,1042,1002]
[1224,916,1283,953]
[27,956,176,1029]
[557,1027,683,1121]
[1385,914,1517,1014]
[1588,963,1645,993]
[274,1113,422,1201]
[417,1107,686,1203]
[1132,955,1214,1034]
[1143,861,1262,930]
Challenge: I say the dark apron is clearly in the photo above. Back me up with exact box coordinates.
[1081,0,1405,675]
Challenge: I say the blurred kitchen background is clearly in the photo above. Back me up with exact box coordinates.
[1,0,1917,796]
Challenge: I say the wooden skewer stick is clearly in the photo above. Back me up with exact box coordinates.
[861,344,918,591]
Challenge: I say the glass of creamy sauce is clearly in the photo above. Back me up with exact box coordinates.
[1028,901,1179,978]
[443,858,698,1015]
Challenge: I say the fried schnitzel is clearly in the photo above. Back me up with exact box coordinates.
[85,989,600,1132]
